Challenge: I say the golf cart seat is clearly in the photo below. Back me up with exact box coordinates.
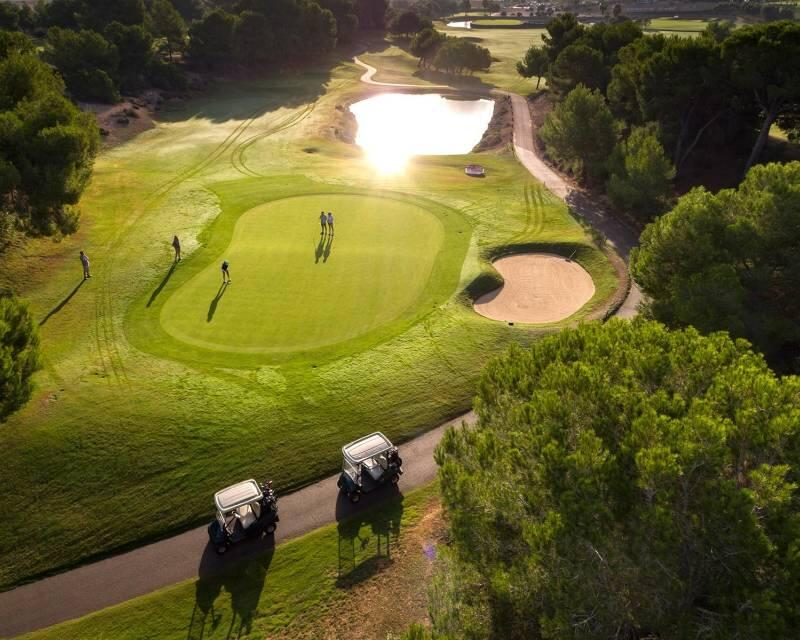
[363,458,384,482]
[236,504,257,530]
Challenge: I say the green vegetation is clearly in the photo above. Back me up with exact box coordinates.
[540,84,617,184]
[632,161,800,372]
[440,23,546,92]
[0,32,99,239]
[433,319,800,638]
[515,43,547,89]
[431,37,491,74]
[0,57,617,587]
[0,293,40,422]
[642,17,710,35]
[606,123,675,220]
[722,21,800,172]
[144,191,469,364]
[20,484,438,640]
[471,18,522,26]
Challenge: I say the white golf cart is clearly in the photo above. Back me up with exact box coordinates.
[207,479,279,554]
[337,432,403,503]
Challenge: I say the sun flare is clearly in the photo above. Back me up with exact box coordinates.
[350,93,494,174]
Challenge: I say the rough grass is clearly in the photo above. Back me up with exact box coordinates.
[0,55,616,588]
[18,485,439,640]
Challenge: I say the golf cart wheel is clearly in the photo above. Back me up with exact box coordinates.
[391,473,400,485]
[265,523,277,535]
[349,491,361,504]
[216,545,227,555]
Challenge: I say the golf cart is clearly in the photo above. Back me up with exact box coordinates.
[337,432,403,503]
[207,479,279,554]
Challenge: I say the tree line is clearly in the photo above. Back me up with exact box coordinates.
[518,15,800,224]
[395,17,800,640]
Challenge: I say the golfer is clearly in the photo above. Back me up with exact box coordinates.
[79,250,91,279]
[327,212,334,235]
[319,211,327,234]
[172,235,181,262]
[221,259,231,284]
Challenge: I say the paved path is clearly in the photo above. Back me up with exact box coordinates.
[0,412,474,638]
[504,92,642,317]
[0,58,642,639]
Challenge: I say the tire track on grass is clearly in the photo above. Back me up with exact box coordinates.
[230,102,317,177]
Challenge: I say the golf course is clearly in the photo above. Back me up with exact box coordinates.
[0,43,620,600]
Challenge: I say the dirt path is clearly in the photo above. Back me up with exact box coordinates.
[0,59,642,639]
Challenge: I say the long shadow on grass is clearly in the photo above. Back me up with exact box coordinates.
[323,234,334,263]
[207,283,228,322]
[146,263,177,308]
[39,279,85,326]
[189,542,275,640]
[335,487,404,588]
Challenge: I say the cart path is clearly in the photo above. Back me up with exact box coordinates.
[0,59,642,639]
[503,91,641,317]
[0,411,474,638]
[352,56,641,316]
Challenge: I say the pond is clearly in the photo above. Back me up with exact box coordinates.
[349,93,494,173]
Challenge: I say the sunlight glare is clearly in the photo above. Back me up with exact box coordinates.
[350,93,494,175]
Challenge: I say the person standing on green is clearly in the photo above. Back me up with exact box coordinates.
[172,235,181,262]
[327,212,334,236]
[319,211,327,235]
[221,259,231,284]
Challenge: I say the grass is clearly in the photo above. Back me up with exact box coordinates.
[18,484,438,640]
[153,191,468,362]
[363,26,546,94]
[643,18,710,37]
[0,53,617,588]
[471,19,524,26]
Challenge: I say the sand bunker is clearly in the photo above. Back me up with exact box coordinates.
[474,253,595,324]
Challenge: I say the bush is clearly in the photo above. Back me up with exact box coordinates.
[0,293,40,422]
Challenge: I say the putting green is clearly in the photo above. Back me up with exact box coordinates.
[159,193,457,354]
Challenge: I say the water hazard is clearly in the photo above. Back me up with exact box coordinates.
[349,93,494,173]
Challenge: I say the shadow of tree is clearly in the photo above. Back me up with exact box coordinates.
[335,487,404,588]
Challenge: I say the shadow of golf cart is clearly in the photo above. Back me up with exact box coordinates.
[337,432,403,503]
[207,479,279,555]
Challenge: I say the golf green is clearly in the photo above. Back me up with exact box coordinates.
[159,193,461,354]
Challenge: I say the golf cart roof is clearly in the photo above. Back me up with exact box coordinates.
[342,432,393,464]
[214,479,263,513]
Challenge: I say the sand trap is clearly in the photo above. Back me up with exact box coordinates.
[474,253,595,324]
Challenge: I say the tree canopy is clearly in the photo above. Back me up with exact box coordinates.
[539,84,617,184]
[0,293,40,422]
[722,21,800,173]
[606,123,675,221]
[516,44,548,89]
[434,319,800,639]
[0,35,99,237]
[631,161,800,372]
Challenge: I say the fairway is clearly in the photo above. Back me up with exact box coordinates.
[161,194,454,353]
